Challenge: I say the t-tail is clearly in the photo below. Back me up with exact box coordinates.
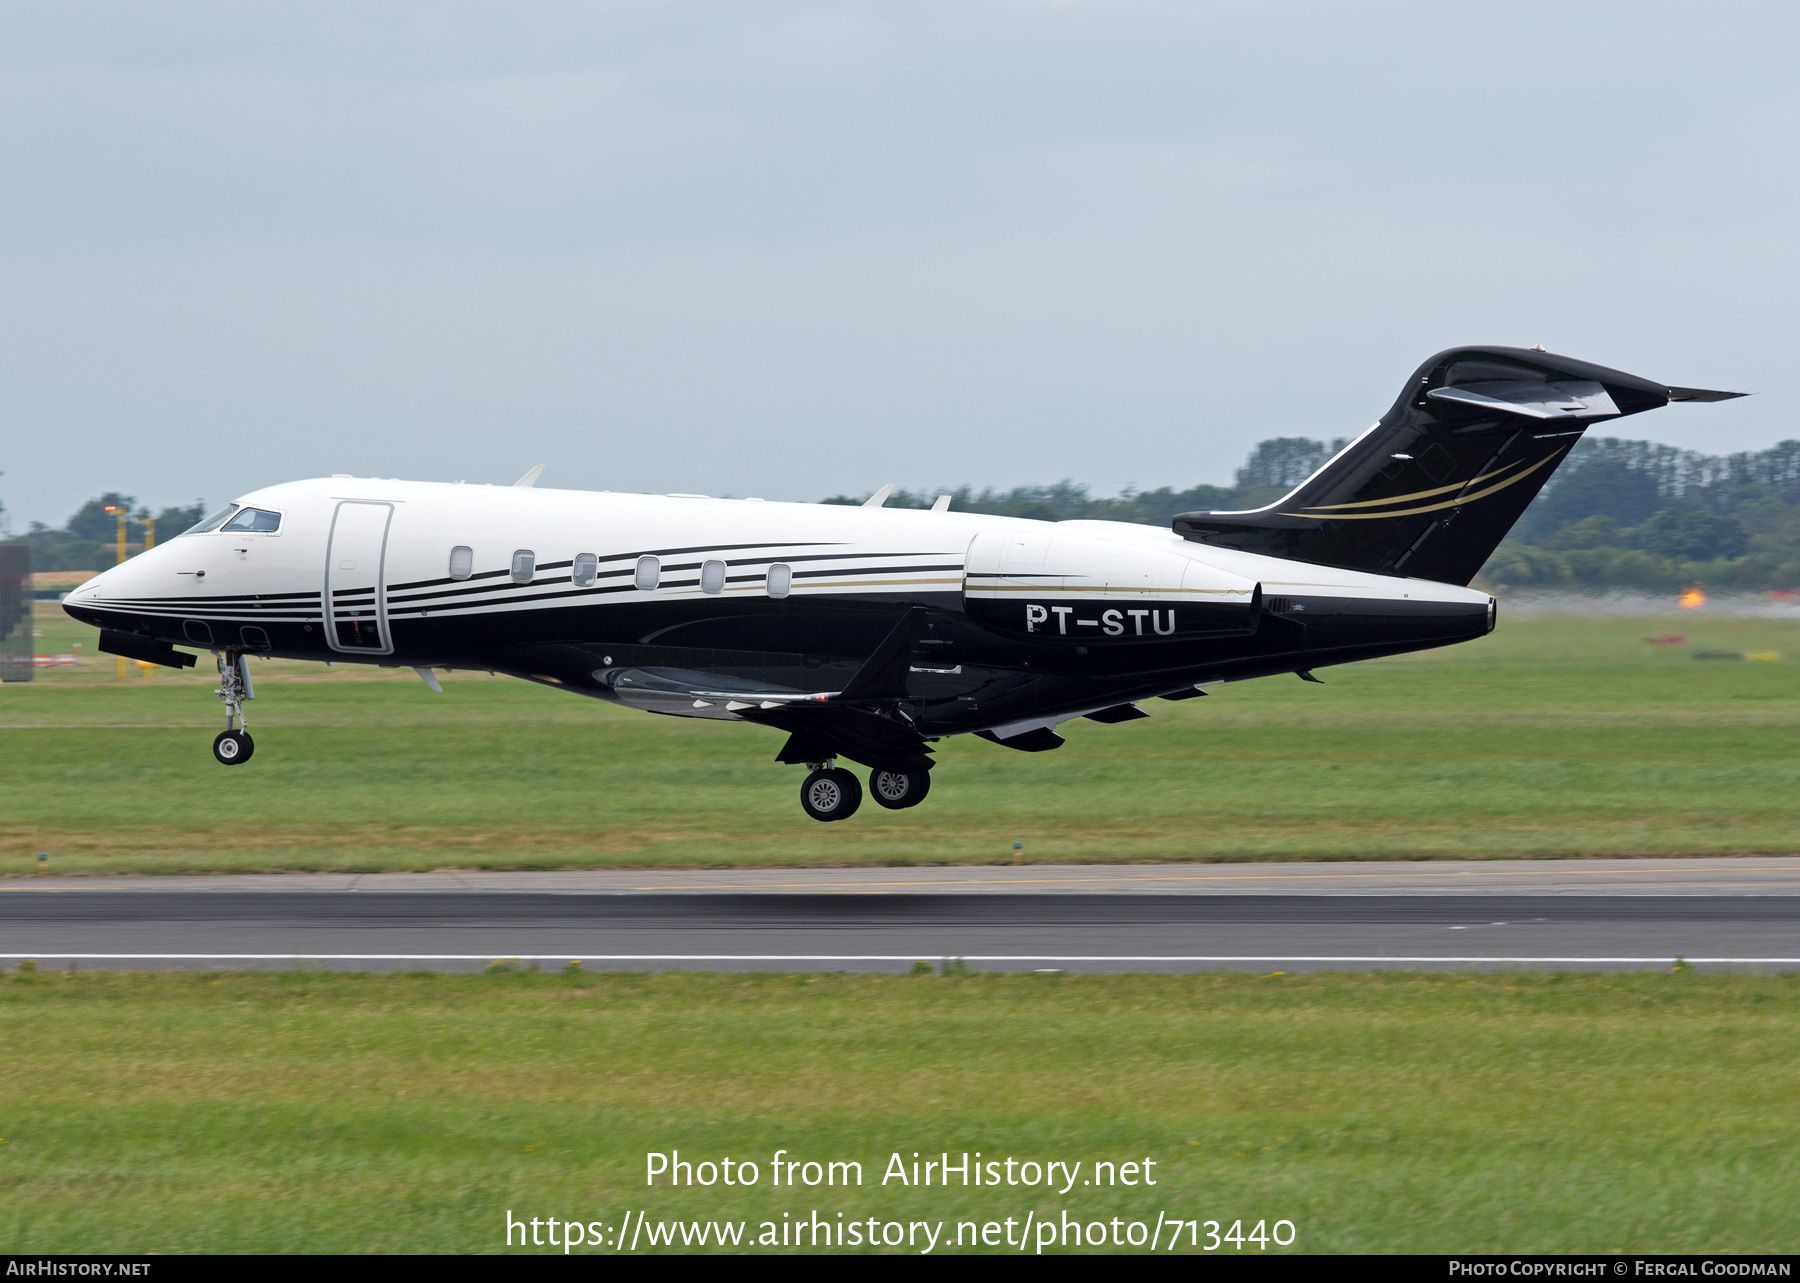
[1172,346,1745,586]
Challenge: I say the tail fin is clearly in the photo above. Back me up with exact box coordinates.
[1172,346,1745,585]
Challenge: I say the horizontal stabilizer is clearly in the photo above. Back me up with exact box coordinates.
[1667,386,1749,403]
[1425,380,1617,420]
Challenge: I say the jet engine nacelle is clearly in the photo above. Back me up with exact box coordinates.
[962,528,1259,643]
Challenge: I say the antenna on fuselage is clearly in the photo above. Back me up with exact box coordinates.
[513,465,545,488]
[862,483,895,508]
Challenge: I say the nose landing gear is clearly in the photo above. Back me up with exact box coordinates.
[210,650,255,766]
[213,729,254,764]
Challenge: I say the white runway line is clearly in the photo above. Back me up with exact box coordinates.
[4,953,1800,965]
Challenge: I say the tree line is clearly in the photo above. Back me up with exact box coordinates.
[9,494,208,573]
[16,431,1800,590]
[824,434,1800,592]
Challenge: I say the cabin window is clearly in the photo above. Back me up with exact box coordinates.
[767,563,792,599]
[573,552,597,587]
[448,546,473,580]
[220,507,282,534]
[700,559,726,595]
[511,550,535,584]
[184,505,239,535]
[635,556,660,591]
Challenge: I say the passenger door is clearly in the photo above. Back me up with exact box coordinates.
[325,501,394,654]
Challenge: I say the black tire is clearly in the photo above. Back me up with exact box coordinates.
[212,730,254,765]
[869,768,930,810]
[800,767,862,822]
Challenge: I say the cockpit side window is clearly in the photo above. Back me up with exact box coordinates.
[185,504,239,535]
[220,507,283,534]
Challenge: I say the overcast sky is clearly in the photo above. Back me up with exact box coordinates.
[2,0,1796,527]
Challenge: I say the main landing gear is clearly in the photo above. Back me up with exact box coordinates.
[210,650,255,766]
[869,767,930,810]
[800,767,861,821]
[799,762,932,821]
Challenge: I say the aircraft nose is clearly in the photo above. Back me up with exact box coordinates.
[60,569,110,624]
[61,546,175,631]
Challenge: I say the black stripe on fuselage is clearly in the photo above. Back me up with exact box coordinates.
[83,561,970,624]
[100,590,323,605]
[384,568,965,617]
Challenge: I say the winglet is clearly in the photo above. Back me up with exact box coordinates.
[513,465,546,488]
[862,484,895,508]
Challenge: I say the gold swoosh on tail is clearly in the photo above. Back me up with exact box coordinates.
[1279,449,1567,521]
[1298,457,1527,511]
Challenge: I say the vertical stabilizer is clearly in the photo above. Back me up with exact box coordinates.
[1173,346,1744,585]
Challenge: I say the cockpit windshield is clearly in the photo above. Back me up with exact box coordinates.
[221,507,283,534]
[184,504,239,535]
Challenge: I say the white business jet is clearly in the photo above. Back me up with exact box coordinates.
[64,347,1741,820]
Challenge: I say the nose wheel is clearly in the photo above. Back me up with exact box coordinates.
[213,730,255,764]
[800,767,862,821]
[210,649,256,766]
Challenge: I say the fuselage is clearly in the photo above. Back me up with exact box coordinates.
[63,475,1493,741]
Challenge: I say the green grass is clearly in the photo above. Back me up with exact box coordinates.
[7,605,1800,873]
[0,968,1795,1254]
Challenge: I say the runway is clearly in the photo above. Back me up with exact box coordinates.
[10,855,1800,897]
[3,859,1799,971]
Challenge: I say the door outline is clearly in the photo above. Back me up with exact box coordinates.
[325,501,394,655]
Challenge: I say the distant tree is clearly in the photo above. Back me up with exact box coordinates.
[21,529,108,572]
[1481,544,1572,588]
[1545,515,1620,551]
[821,479,1253,526]
[63,493,138,543]
[1629,509,1749,561]
[1234,437,1347,492]
[1530,459,1662,534]
[152,502,207,538]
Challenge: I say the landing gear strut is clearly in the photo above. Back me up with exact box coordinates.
[800,764,862,821]
[211,650,255,766]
